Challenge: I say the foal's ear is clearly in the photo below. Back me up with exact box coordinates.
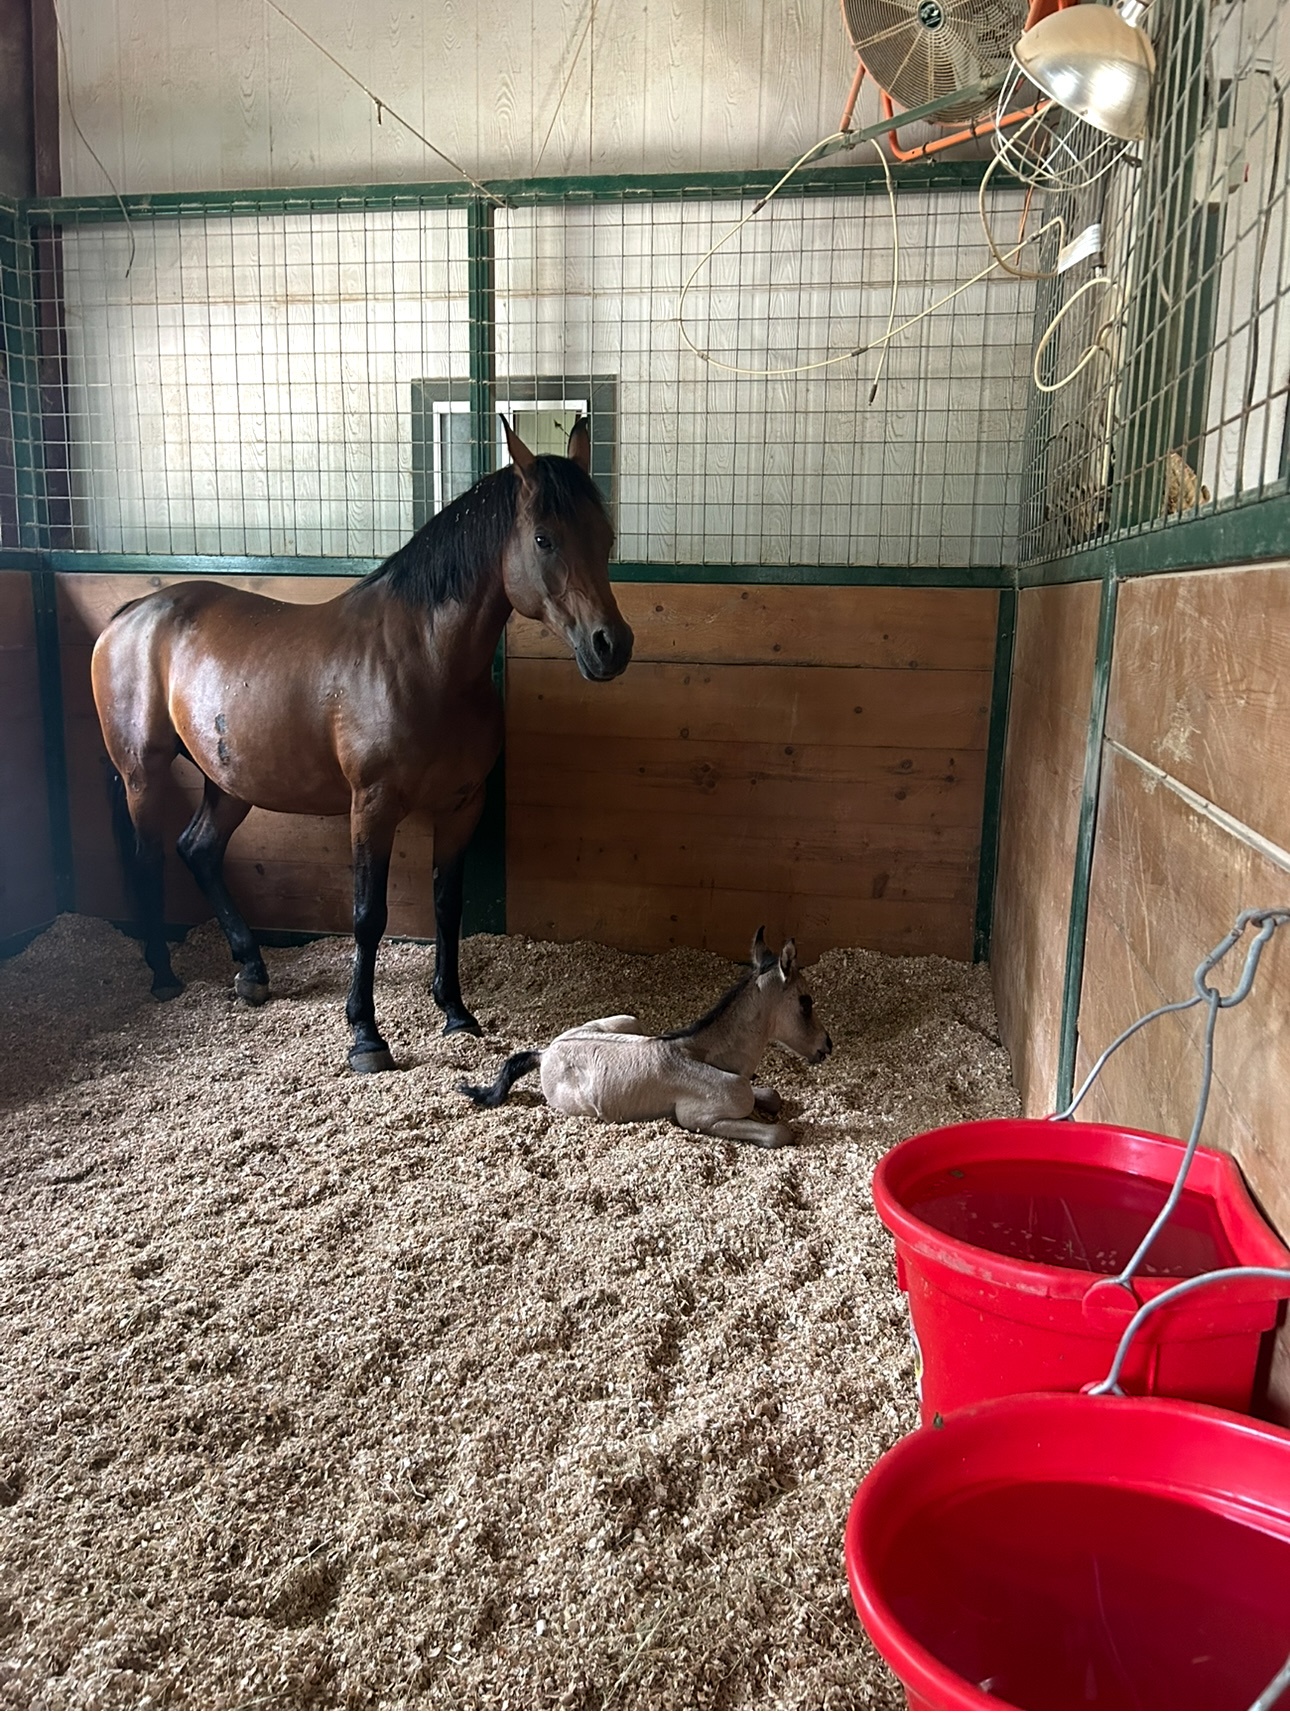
[751,925,771,968]
[779,938,797,980]
[567,414,592,474]
[502,415,537,474]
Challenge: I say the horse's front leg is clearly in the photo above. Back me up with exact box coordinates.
[346,790,401,1074]
[430,798,485,1038]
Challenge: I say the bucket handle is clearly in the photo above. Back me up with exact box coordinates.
[1051,908,1290,1297]
[1084,1263,1290,1715]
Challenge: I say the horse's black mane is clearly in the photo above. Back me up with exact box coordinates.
[359,456,610,610]
[663,947,777,1041]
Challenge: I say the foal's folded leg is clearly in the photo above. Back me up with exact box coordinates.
[674,1075,793,1149]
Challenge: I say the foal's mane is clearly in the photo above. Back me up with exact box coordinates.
[663,948,777,1042]
[360,457,611,611]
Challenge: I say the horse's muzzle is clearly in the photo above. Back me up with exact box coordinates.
[574,621,634,681]
[812,1035,834,1064]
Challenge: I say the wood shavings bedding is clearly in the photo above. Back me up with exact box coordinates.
[0,915,1018,1709]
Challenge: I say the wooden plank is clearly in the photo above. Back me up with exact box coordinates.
[509,804,979,902]
[506,733,987,828]
[1108,562,1290,848]
[0,569,36,648]
[1075,747,1290,1240]
[57,570,353,643]
[990,580,1101,1114]
[509,657,992,748]
[507,583,1000,670]
[508,875,973,964]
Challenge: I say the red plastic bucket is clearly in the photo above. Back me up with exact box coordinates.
[845,1391,1290,1711]
[872,1118,1290,1421]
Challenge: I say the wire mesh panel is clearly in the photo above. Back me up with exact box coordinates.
[1020,0,1290,565]
[496,187,1035,567]
[19,178,1036,571]
[46,202,469,557]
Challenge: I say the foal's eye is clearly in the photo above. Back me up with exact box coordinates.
[799,994,813,1017]
[534,532,554,552]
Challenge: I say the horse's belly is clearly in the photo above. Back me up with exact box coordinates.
[540,1037,676,1123]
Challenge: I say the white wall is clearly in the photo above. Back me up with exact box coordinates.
[56,0,900,194]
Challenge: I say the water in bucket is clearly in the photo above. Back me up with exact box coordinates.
[907,1155,1237,1277]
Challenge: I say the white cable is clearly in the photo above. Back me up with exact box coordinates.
[1032,273,1123,393]
[677,129,1064,382]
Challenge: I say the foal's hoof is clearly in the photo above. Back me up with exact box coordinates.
[234,974,270,1006]
[442,1011,482,1039]
[349,1046,396,1075]
[151,980,184,1003]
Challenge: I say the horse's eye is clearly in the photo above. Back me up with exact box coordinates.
[534,532,554,553]
[800,994,813,1017]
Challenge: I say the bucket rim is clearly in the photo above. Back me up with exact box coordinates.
[871,1116,1290,1297]
[844,1391,1290,1711]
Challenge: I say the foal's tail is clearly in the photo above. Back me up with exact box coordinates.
[459,1050,541,1108]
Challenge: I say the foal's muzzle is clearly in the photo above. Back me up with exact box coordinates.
[574,620,634,681]
[812,1034,834,1064]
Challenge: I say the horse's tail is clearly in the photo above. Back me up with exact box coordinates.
[459,1049,541,1108]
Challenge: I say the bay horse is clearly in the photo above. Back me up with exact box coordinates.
[92,417,633,1073]
[461,929,834,1147]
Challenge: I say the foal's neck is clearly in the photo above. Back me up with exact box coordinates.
[684,982,772,1080]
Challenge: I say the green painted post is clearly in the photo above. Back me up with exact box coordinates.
[1055,573,1119,1109]
[973,585,1016,962]
[461,196,507,936]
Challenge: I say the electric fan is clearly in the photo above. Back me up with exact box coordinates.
[841,0,1037,126]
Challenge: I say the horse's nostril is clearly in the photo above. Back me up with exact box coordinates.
[592,628,612,661]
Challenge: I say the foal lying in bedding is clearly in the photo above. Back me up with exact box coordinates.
[461,930,833,1148]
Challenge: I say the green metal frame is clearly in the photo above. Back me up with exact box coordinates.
[974,587,1016,963]
[1054,573,1119,1110]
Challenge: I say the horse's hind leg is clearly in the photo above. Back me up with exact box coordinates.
[109,761,183,1001]
[176,779,269,1004]
[346,791,401,1075]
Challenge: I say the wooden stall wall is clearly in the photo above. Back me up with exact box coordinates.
[989,581,1101,1111]
[1072,562,1290,1243]
[56,574,1001,964]
[0,568,55,948]
[506,582,998,964]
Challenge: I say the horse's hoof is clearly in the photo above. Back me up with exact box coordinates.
[349,1046,396,1075]
[151,980,183,1002]
[235,974,270,1006]
[442,1013,482,1039]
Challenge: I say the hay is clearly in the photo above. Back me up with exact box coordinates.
[0,915,1018,1710]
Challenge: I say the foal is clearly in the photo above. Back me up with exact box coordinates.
[462,930,833,1147]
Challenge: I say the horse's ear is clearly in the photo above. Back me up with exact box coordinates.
[779,938,797,980]
[751,925,770,967]
[502,415,537,474]
[567,414,592,474]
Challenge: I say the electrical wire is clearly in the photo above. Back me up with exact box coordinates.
[676,129,1065,383]
[260,0,506,206]
[1032,273,1123,392]
[49,0,137,274]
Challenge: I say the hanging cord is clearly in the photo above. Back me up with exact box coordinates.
[1031,273,1123,393]
[260,0,506,205]
[49,0,136,275]
[1054,907,1290,1287]
[677,134,1064,383]
[1082,1261,1290,1713]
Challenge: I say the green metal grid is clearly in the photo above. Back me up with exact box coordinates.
[1019,0,1290,575]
